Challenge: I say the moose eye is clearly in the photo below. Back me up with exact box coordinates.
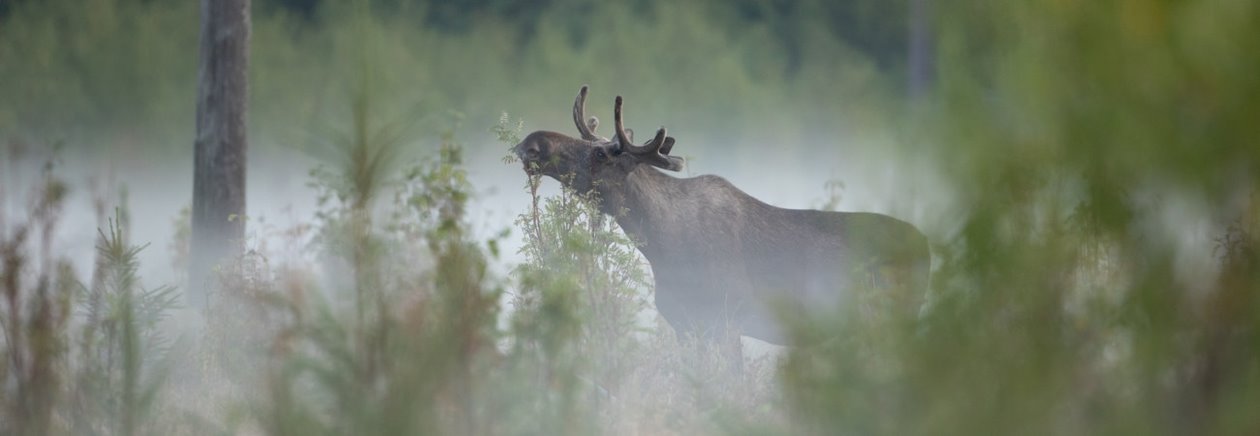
[594,148,607,160]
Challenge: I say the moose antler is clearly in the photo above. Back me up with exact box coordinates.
[613,96,666,155]
[573,85,604,141]
[612,96,683,171]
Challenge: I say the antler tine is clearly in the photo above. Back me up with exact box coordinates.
[644,128,668,153]
[613,96,668,155]
[573,85,601,141]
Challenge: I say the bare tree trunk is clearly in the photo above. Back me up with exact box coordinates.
[189,0,250,309]
[907,0,934,99]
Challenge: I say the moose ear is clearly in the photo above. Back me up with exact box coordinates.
[655,155,685,172]
[586,116,600,135]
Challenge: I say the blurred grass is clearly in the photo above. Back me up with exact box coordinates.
[1,164,181,436]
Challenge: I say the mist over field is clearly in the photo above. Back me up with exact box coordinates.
[3,0,1258,434]
[3,0,936,284]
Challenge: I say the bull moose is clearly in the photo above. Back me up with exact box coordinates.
[512,86,929,345]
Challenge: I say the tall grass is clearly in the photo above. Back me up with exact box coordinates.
[1,159,180,436]
[1,160,73,436]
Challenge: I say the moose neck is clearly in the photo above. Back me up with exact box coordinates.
[597,165,679,260]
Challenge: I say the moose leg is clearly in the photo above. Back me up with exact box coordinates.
[665,316,746,376]
[716,320,746,375]
[654,300,743,371]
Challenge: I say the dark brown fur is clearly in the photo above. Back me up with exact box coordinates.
[513,90,928,345]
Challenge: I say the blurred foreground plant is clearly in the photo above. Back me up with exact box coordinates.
[777,1,1260,435]
[1,161,74,436]
[72,211,180,435]
[2,158,180,436]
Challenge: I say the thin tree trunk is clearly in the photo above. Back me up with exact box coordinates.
[907,0,934,99]
[189,0,250,309]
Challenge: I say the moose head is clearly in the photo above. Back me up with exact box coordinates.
[513,86,683,202]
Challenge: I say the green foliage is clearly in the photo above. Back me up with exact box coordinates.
[0,0,197,157]
[0,162,75,436]
[775,1,1260,435]
[510,171,651,378]
[248,113,506,434]
[1,163,180,436]
[5,0,1258,434]
[507,167,649,434]
[0,0,897,162]
[74,210,181,436]
[212,111,772,435]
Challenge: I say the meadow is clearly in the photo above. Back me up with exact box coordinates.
[2,0,1258,434]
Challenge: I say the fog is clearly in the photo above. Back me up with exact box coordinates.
[4,0,1257,434]
[2,0,936,292]
[5,122,947,354]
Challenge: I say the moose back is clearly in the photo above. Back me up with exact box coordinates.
[513,86,929,345]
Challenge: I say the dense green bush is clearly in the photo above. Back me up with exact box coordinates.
[776,1,1260,435]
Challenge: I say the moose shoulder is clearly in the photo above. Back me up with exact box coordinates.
[513,86,929,345]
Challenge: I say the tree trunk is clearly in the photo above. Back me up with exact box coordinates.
[189,0,250,309]
[907,0,934,99]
